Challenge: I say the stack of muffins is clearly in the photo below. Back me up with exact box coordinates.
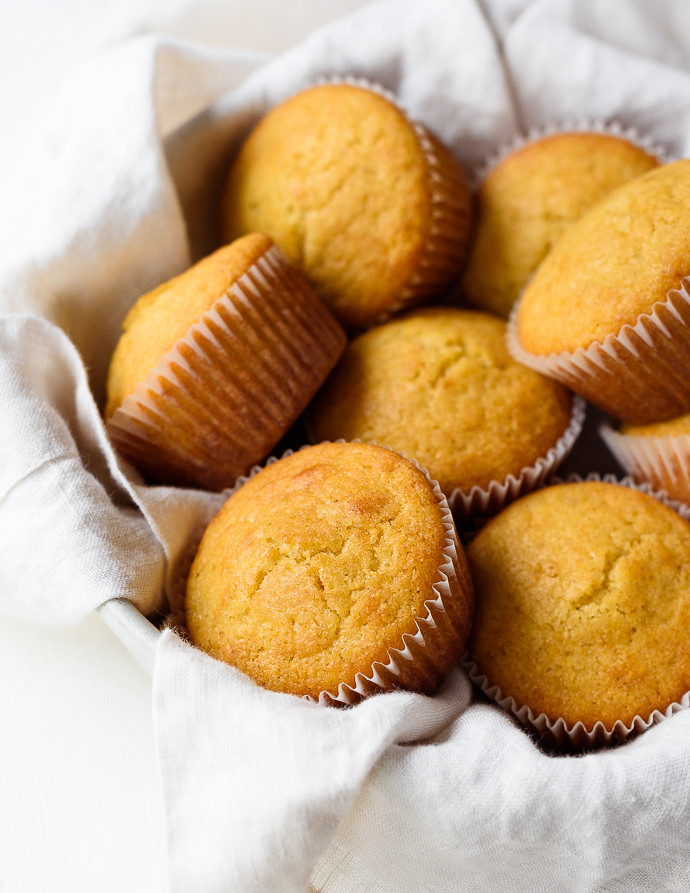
[104,80,690,747]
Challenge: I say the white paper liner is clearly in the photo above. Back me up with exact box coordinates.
[447,394,586,519]
[470,118,669,189]
[507,277,690,424]
[461,473,690,751]
[107,244,346,490]
[290,76,472,326]
[172,440,474,707]
[600,423,690,505]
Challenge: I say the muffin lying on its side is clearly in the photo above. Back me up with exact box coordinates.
[106,233,346,490]
[220,82,472,331]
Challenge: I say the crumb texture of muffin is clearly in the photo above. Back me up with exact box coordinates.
[308,307,573,499]
[105,233,346,490]
[185,441,474,700]
[621,413,690,440]
[462,131,658,318]
[467,481,690,729]
[220,82,471,331]
[516,159,690,356]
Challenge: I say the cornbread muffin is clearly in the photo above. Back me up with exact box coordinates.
[601,414,690,503]
[467,480,690,731]
[106,233,346,490]
[462,131,658,318]
[512,159,690,424]
[185,441,474,701]
[220,82,471,331]
[308,307,575,512]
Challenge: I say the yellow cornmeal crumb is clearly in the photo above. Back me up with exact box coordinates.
[185,442,466,698]
[517,159,690,355]
[105,233,271,418]
[220,84,466,331]
[462,132,658,318]
[308,307,572,496]
[622,413,690,438]
[468,481,690,728]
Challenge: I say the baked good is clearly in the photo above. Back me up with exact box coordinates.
[106,233,346,490]
[601,414,690,503]
[307,307,577,514]
[511,159,690,424]
[462,130,658,318]
[467,480,690,735]
[185,441,474,702]
[220,81,471,331]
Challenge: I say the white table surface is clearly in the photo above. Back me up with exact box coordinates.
[0,4,166,888]
[0,2,372,891]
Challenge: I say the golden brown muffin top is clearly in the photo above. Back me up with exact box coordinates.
[220,84,437,330]
[516,159,690,356]
[622,413,690,438]
[468,481,690,728]
[462,132,658,318]
[105,233,271,418]
[185,441,450,698]
[308,307,572,496]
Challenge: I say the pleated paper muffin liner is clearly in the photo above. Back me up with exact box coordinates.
[170,441,475,707]
[317,449,472,705]
[447,394,586,520]
[461,473,690,751]
[600,422,690,504]
[463,656,690,752]
[107,243,346,491]
[470,118,669,189]
[311,75,472,325]
[507,276,690,424]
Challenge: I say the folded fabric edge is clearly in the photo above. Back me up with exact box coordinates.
[99,598,161,674]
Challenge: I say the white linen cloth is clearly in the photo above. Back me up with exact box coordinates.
[3,0,690,889]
